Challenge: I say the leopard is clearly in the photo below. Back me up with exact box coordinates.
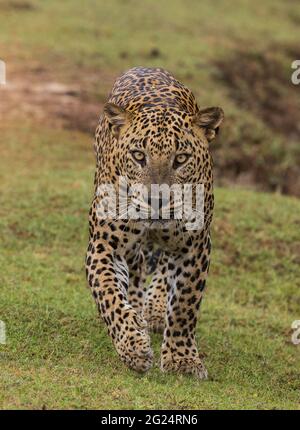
[86,67,224,379]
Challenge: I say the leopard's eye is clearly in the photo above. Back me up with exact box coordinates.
[131,150,146,166]
[173,153,190,169]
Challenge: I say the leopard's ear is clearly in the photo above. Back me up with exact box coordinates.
[104,102,131,139]
[193,107,224,142]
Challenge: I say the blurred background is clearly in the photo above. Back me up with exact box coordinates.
[1,0,300,194]
[0,0,300,410]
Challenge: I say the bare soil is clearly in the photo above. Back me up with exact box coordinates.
[0,61,110,135]
[212,44,300,196]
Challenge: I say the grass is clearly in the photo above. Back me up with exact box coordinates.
[1,0,299,68]
[0,0,300,410]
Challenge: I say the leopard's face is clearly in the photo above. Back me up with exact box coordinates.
[104,102,224,223]
[105,103,224,185]
[122,110,204,187]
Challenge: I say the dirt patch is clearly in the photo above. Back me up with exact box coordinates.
[147,47,163,59]
[212,111,300,196]
[212,44,300,196]
[0,62,112,135]
[214,45,300,139]
[0,0,36,11]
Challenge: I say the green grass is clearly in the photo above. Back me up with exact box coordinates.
[1,0,299,68]
[0,0,300,410]
[0,122,299,409]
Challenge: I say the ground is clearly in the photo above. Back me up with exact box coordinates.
[0,0,300,410]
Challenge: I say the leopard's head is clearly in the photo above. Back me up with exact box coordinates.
[104,102,224,224]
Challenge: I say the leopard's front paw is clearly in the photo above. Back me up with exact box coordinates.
[161,355,208,380]
[114,310,153,373]
[117,329,153,372]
